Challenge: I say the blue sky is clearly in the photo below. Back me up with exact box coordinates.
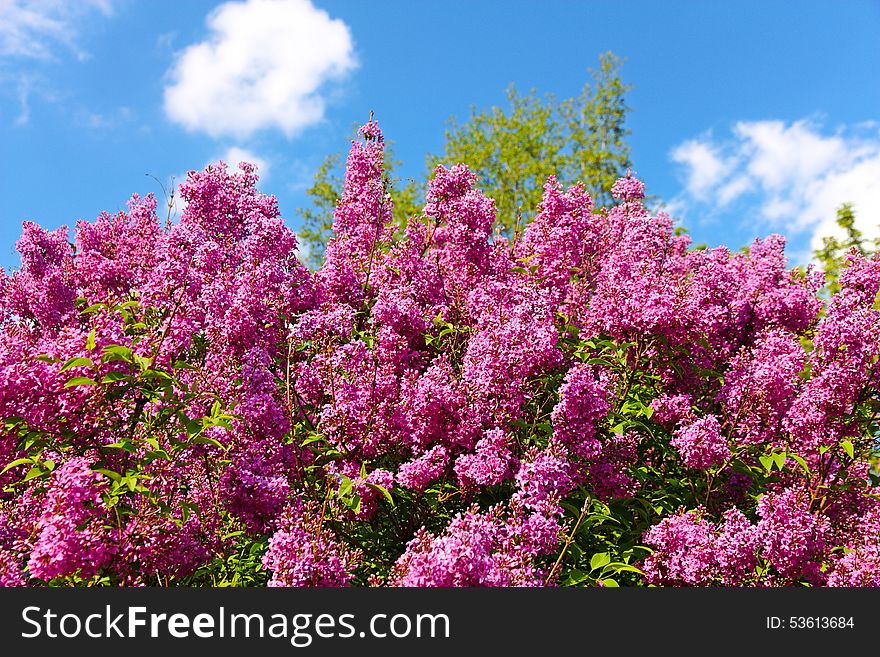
[1,0,878,271]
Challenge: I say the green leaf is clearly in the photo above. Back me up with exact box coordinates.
[365,482,394,506]
[85,328,96,352]
[23,466,47,482]
[301,434,326,447]
[60,357,94,372]
[841,440,855,459]
[758,454,775,472]
[21,434,46,451]
[79,303,105,315]
[599,578,620,587]
[788,453,810,477]
[561,569,590,586]
[140,369,172,381]
[101,345,133,362]
[339,490,361,513]
[101,372,130,383]
[190,435,226,450]
[93,468,121,482]
[104,440,137,453]
[122,474,140,492]
[608,563,645,575]
[0,457,34,475]
[64,376,99,388]
[773,451,787,470]
[177,413,201,438]
[590,552,611,571]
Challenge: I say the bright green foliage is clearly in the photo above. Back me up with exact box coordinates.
[295,153,343,270]
[434,51,632,235]
[296,52,632,264]
[814,203,876,296]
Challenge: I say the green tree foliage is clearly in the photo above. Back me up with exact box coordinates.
[814,203,876,296]
[296,51,632,267]
[295,153,342,270]
[434,51,631,235]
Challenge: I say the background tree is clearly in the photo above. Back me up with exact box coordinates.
[296,51,632,267]
[295,153,342,269]
[433,51,631,235]
[814,203,877,296]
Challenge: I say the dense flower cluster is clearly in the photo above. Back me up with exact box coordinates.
[27,457,117,581]
[1,119,879,588]
[671,415,730,470]
[262,499,361,587]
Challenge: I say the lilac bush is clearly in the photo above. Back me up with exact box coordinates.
[1,119,879,587]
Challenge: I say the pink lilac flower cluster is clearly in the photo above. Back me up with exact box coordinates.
[671,415,730,470]
[641,487,836,586]
[384,500,560,587]
[27,457,117,582]
[386,446,571,587]
[640,508,759,586]
[454,428,515,488]
[263,499,362,587]
[550,364,614,461]
[2,118,880,588]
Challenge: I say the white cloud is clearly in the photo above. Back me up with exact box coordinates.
[0,1,115,125]
[717,175,752,206]
[293,234,311,262]
[670,137,735,201]
[163,0,357,139]
[0,0,113,60]
[734,121,850,196]
[13,74,30,124]
[669,119,880,256]
[220,146,270,179]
